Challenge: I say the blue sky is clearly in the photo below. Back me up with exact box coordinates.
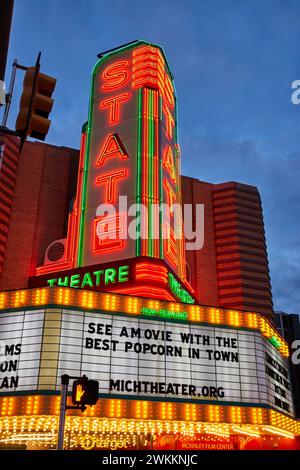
[5,0,300,313]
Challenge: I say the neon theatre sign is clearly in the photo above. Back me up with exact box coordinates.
[31,41,196,303]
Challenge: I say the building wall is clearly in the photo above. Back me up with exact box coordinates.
[182,176,274,320]
[212,181,273,319]
[0,137,78,290]
[0,135,20,280]
[181,176,219,306]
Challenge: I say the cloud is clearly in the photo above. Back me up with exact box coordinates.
[181,135,300,313]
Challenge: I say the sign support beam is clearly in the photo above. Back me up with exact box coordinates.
[57,374,69,450]
[57,374,88,450]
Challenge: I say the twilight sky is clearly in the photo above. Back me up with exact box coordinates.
[5,0,300,313]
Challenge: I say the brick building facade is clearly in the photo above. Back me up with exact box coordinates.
[182,176,273,320]
[0,136,78,290]
[0,135,274,319]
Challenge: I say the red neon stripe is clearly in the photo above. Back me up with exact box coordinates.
[136,262,167,271]
[142,88,146,256]
[143,88,149,256]
[136,260,168,283]
[153,89,159,257]
[142,89,146,255]
[136,267,167,274]
[183,279,195,294]
[115,286,174,301]
[136,274,166,280]
[136,269,167,276]
[35,131,88,276]
[136,270,167,277]
[145,88,149,213]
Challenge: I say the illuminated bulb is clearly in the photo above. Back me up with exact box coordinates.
[262,426,295,439]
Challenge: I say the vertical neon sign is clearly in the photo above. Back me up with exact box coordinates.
[76,41,187,283]
[33,40,194,302]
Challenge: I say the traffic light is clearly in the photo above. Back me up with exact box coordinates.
[15,65,56,141]
[72,377,99,406]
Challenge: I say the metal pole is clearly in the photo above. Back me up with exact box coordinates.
[57,374,69,450]
[1,58,17,127]
[67,430,71,450]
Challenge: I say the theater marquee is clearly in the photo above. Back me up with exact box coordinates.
[0,306,293,417]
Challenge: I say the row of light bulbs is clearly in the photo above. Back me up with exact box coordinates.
[0,416,296,448]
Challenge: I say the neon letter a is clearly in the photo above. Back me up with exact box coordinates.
[96,134,129,167]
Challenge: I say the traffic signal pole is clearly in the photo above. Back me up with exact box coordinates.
[1,59,20,127]
[1,59,17,126]
[57,374,69,450]
[57,374,94,450]
[0,53,37,134]
[1,51,56,151]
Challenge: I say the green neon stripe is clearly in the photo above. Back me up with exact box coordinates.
[148,89,151,257]
[151,90,155,256]
[151,90,154,199]
[174,100,180,192]
[153,91,157,257]
[136,88,142,256]
[137,89,143,200]
[77,73,95,266]
[148,89,151,256]
[149,89,154,257]
[151,91,155,256]
[159,95,163,259]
